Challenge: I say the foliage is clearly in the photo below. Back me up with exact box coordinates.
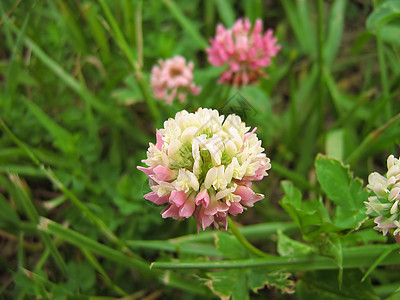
[1,0,400,299]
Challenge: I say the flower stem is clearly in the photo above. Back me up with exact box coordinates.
[227,216,273,259]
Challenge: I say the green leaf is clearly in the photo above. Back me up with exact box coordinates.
[277,231,315,257]
[65,261,96,293]
[247,269,294,295]
[315,154,368,229]
[380,24,400,47]
[366,0,400,29]
[280,181,340,238]
[297,269,379,300]
[314,233,343,288]
[206,268,295,299]
[206,269,248,300]
[215,232,248,259]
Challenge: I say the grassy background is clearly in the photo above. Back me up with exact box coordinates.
[0,0,400,298]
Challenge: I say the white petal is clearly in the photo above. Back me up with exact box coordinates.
[204,167,218,189]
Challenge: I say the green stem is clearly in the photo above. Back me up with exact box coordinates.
[151,244,400,270]
[227,216,273,259]
[169,221,297,243]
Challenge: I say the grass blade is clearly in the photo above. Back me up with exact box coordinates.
[6,21,149,142]
[81,248,127,296]
[23,97,76,154]
[361,244,398,282]
[39,217,209,295]
[97,0,159,123]
[82,2,111,63]
[162,0,208,49]
[3,3,30,111]
[345,112,400,165]
[324,0,346,68]
[214,0,235,27]
[8,175,67,275]
[297,0,317,58]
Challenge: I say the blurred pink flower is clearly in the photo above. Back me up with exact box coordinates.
[138,108,271,231]
[206,18,281,87]
[150,55,201,105]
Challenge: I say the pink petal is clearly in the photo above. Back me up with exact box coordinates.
[179,200,195,218]
[214,212,228,230]
[161,204,180,219]
[243,127,257,142]
[195,189,210,208]
[201,213,214,230]
[144,192,169,205]
[137,166,154,178]
[235,185,264,207]
[169,190,187,207]
[153,165,174,181]
[155,130,164,150]
[242,193,264,207]
[229,202,244,215]
[235,185,253,200]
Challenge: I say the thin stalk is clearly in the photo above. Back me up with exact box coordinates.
[361,243,398,282]
[136,0,143,69]
[34,248,50,272]
[169,222,297,243]
[227,216,273,259]
[151,244,400,270]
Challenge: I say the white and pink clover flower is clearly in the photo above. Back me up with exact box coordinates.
[138,108,271,231]
[365,154,400,237]
[206,18,281,87]
[150,55,201,105]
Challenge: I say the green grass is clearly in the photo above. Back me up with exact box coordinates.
[0,0,400,299]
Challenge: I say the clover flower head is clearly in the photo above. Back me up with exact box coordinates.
[150,55,202,105]
[206,18,281,87]
[138,108,271,231]
[365,155,400,236]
